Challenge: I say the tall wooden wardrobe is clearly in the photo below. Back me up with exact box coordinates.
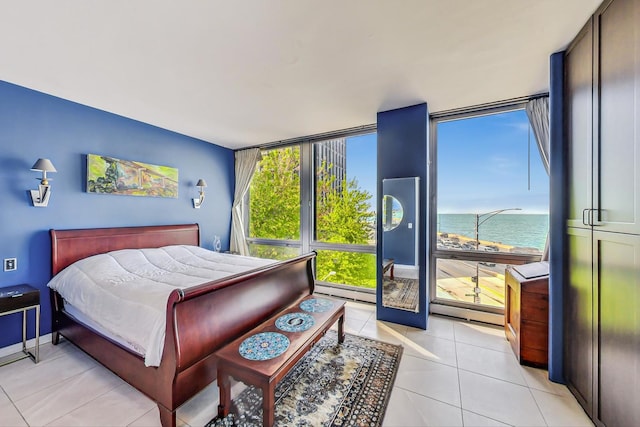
[564,0,640,425]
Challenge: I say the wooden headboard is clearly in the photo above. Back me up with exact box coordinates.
[50,224,200,276]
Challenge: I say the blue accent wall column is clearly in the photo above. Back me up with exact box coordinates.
[549,51,566,383]
[377,103,428,329]
[0,81,235,350]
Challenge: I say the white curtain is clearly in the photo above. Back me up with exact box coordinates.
[230,148,262,255]
[526,97,550,260]
[526,97,550,173]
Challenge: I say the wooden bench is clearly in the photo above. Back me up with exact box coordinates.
[215,295,345,427]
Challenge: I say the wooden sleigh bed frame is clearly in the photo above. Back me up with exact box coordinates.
[49,224,316,427]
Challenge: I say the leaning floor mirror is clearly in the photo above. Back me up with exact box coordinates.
[381,177,420,312]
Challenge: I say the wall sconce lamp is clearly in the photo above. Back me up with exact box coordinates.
[30,158,57,207]
[192,179,207,208]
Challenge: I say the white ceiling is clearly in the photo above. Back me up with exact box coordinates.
[0,1,600,149]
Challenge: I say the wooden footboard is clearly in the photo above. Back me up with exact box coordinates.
[49,224,316,427]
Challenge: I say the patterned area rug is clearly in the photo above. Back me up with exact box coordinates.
[207,331,402,427]
[382,277,420,312]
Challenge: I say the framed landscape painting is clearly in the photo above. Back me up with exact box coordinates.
[86,154,178,198]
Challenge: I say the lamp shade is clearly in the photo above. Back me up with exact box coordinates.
[31,158,57,172]
[196,179,207,188]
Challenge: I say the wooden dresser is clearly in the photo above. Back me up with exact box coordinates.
[505,262,549,368]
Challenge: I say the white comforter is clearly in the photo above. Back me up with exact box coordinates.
[47,245,274,366]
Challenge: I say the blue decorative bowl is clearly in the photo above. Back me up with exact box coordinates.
[239,332,290,361]
[300,298,334,313]
[276,312,315,332]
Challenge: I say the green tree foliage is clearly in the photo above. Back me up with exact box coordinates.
[316,160,374,244]
[316,250,376,288]
[249,147,301,240]
[249,148,376,288]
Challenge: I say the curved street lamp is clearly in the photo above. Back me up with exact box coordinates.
[470,207,522,304]
[474,208,522,250]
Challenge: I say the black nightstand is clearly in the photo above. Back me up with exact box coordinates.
[0,284,40,366]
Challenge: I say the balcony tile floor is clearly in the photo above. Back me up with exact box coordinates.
[0,301,593,426]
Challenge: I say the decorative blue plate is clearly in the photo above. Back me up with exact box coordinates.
[300,298,334,313]
[276,312,315,333]
[239,332,290,361]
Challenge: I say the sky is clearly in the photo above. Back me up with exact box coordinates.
[345,133,378,208]
[344,109,549,215]
[437,109,548,214]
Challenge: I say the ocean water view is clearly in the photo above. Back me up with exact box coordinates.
[437,214,548,251]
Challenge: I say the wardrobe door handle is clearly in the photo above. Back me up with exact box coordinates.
[584,208,604,226]
[583,208,590,226]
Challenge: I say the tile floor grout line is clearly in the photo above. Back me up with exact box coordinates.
[456,366,529,389]
[452,322,466,426]
[126,408,156,427]
[9,355,101,405]
[405,329,457,343]
[1,384,30,427]
[393,384,463,411]
[14,365,122,425]
[398,350,459,373]
[395,318,460,425]
[527,386,552,427]
[454,324,525,427]
[453,339,512,353]
[0,342,72,380]
[1,308,589,427]
[462,407,517,427]
[455,337,515,353]
[518,369,574,397]
[44,380,149,427]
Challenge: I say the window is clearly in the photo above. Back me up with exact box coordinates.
[247,145,301,258]
[313,135,377,289]
[431,107,547,312]
[246,132,377,292]
[314,250,376,289]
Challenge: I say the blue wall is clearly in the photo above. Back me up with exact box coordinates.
[548,52,566,383]
[0,81,235,349]
[376,103,429,329]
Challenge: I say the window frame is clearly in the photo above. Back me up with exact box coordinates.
[244,144,303,255]
[429,103,544,314]
[244,128,378,293]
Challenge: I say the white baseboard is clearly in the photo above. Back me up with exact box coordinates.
[315,285,376,304]
[0,333,52,359]
[314,285,504,326]
[429,304,504,326]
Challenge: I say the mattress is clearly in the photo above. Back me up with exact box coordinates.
[47,245,274,366]
[63,302,143,355]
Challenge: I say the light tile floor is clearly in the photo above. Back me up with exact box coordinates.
[0,301,593,427]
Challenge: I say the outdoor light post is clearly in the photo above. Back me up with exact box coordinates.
[471,207,522,304]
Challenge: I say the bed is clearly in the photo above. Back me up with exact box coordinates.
[49,224,316,427]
